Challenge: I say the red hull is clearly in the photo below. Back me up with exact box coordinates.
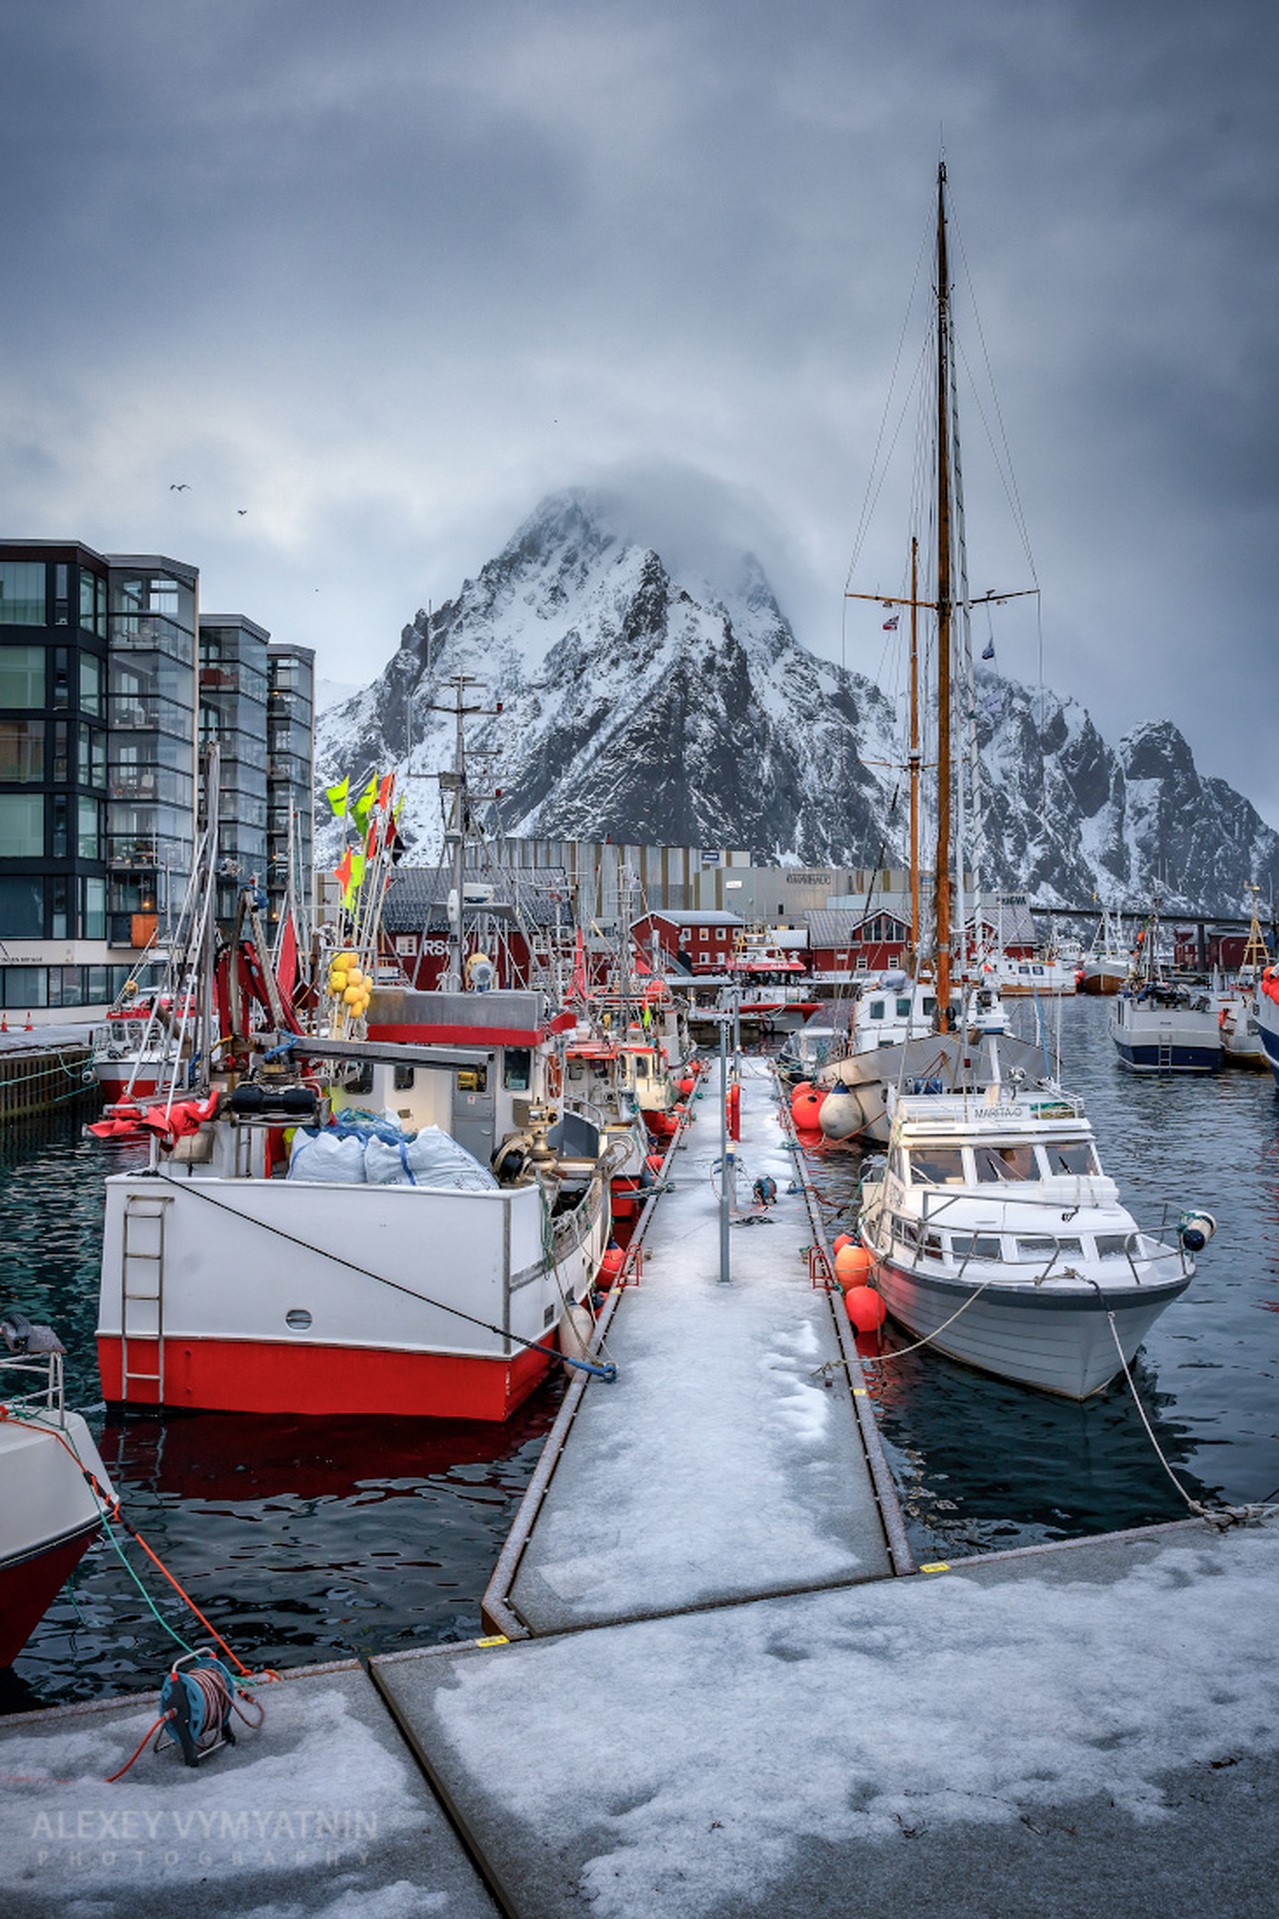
[97,1332,558,1423]
[95,1073,162,1100]
[0,1527,100,1668]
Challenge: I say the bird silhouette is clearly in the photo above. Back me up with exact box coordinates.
[237,508,247,516]
[169,482,190,491]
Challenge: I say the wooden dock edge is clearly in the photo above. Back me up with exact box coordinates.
[773,1063,916,1577]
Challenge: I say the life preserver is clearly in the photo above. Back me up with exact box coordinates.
[545,1057,563,1098]
[1218,1007,1229,1029]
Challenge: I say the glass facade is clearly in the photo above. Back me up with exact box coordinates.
[198,616,270,924]
[266,644,315,931]
[106,558,198,940]
[0,544,111,943]
[0,539,314,1007]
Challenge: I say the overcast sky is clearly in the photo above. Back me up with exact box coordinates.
[2,0,1276,821]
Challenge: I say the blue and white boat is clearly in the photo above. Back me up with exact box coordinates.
[1108,982,1223,1073]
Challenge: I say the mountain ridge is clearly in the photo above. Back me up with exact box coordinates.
[316,489,1279,914]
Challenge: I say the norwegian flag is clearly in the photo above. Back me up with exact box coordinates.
[882,613,899,631]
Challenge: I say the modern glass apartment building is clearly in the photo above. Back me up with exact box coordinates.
[106,555,199,947]
[0,541,115,1012]
[199,615,270,925]
[266,643,316,934]
[0,537,315,1023]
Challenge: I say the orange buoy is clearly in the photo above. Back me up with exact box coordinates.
[832,1232,853,1255]
[645,1152,665,1173]
[833,1242,874,1288]
[790,1080,813,1099]
[843,1285,887,1331]
[599,1244,627,1284]
[791,1087,824,1128]
[677,1076,696,1098]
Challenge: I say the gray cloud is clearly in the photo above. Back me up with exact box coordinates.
[1,0,1276,821]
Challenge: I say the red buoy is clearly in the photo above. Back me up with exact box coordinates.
[843,1285,887,1331]
[791,1088,824,1128]
[832,1232,853,1256]
[834,1242,874,1288]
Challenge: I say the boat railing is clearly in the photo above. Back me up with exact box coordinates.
[0,1350,65,1422]
[913,1196,1188,1285]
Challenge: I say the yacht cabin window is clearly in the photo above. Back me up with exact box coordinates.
[907,1146,965,1184]
[895,997,912,1018]
[973,1143,1035,1182]
[1016,1236,1084,1260]
[951,1233,1002,1262]
[1096,1233,1134,1260]
[868,1000,886,1020]
[1042,1140,1099,1177]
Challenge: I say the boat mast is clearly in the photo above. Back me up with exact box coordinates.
[934,160,954,1021]
[908,534,921,964]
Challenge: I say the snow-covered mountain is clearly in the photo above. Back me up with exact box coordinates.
[316,490,1279,913]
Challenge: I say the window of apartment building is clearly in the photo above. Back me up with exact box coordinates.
[0,876,43,937]
[0,646,45,707]
[49,875,69,940]
[82,877,105,940]
[0,794,43,856]
[78,796,101,859]
[0,719,44,782]
[79,569,107,637]
[77,726,106,787]
[0,562,45,625]
[79,652,103,716]
[52,648,70,708]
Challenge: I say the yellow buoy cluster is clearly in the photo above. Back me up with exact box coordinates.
[328,950,371,1021]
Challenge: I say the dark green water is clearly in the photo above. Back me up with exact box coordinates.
[2,995,1276,1712]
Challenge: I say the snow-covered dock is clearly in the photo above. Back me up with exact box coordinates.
[492,1056,904,1635]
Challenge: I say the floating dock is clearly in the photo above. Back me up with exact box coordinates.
[2,1060,1276,1917]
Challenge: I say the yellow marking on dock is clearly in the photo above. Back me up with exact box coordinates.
[919,1562,951,1575]
[475,1635,509,1647]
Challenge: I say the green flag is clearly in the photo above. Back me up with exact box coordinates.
[326,776,350,818]
[352,774,379,831]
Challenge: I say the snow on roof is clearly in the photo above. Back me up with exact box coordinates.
[644,909,745,928]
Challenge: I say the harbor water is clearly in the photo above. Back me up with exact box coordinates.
[3,994,1277,1712]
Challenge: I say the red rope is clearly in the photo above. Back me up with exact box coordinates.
[105,1712,172,1783]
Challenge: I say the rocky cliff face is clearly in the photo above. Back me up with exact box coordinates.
[317,490,1278,913]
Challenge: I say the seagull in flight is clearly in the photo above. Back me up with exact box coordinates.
[237,508,247,515]
[169,482,190,491]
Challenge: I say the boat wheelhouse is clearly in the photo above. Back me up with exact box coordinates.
[856,1085,1197,1398]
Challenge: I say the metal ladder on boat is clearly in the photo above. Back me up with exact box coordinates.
[1157,1040,1173,1069]
[119,1193,172,1403]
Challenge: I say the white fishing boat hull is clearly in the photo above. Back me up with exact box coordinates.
[1256,983,1279,1086]
[98,1166,610,1422]
[871,1259,1190,1399]
[1108,993,1222,1072]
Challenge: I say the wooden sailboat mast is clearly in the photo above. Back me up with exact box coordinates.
[933,160,954,1019]
[908,535,920,960]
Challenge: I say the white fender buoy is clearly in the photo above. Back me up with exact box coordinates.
[559,1300,595,1371]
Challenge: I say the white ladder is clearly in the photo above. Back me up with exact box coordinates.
[120,1193,172,1403]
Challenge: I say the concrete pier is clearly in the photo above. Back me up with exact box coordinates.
[498,1057,900,1635]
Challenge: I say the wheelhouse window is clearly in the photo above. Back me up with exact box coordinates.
[1016,1236,1083,1260]
[951,1233,1003,1262]
[503,1048,531,1092]
[1096,1233,1133,1260]
[895,997,912,1017]
[973,1143,1035,1182]
[867,999,886,1020]
[1043,1140,1099,1177]
[907,1146,965,1184]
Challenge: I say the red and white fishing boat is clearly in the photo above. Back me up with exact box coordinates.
[721,930,819,1030]
[96,703,627,1424]
[1,1323,113,1668]
[91,959,189,1102]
